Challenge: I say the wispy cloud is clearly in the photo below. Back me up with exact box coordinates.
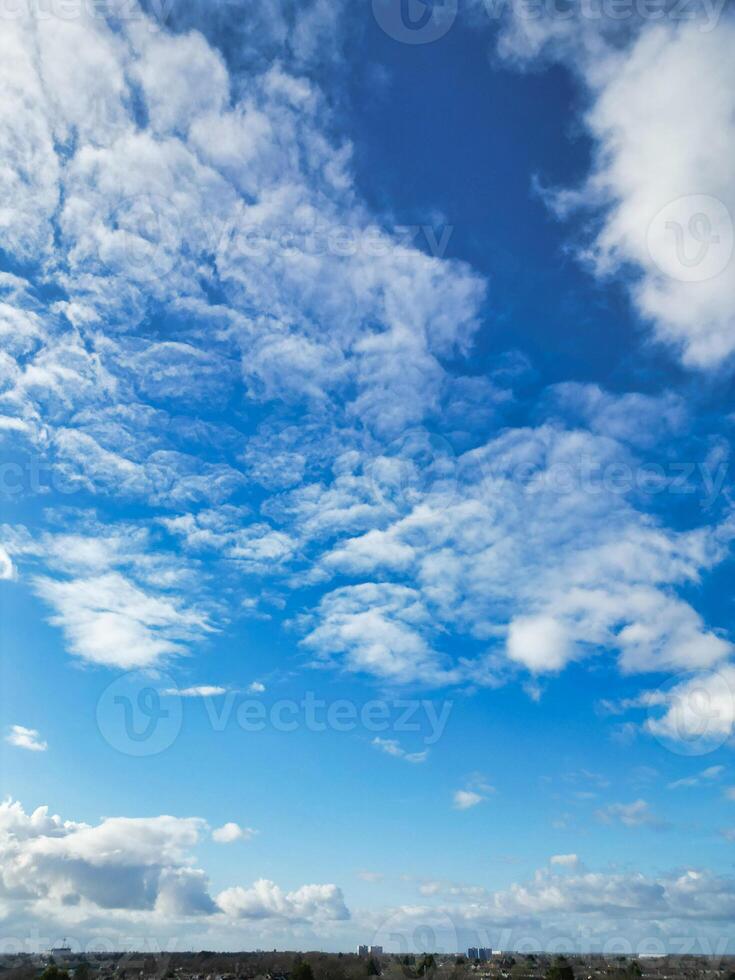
[5,725,47,752]
[596,799,665,829]
[372,737,428,764]
[453,790,484,810]
[33,569,213,670]
[550,853,580,868]
[163,685,228,698]
[356,870,385,883]
[668,765,725,789]
[453,772,495,810]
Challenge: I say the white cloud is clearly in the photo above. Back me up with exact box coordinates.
[356,870,384,882]
[247,681,266,694]
[521,15,735,368]
[0,521,220,671]
[550,853,579,868]
[0,800,214,916]
[164,686,227,698]
[453,790,485,810]
[584,22,735,368]
[0,544,15,580]
[645,666,735,748]
[596,799,662,828]
[161,511,297,573]
[212,822,257,844]
[5,725,47,752]
[33,571,212,669]
[507,614,573,674]
[0,0,729,715]
[381,862,735,944]
[703,765,726,779]
[0,799,346,930]
[0,20,59,262]
[299,422,733,688]
[549,384,687,448]
[668,765,725,789]
[371,737,428,764]
[301,583,457,686]
[416,879,487,898]
[216,880,349,921]
[0,0,731,796]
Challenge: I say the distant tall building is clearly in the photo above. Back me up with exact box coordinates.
[46,947,72,963]
[357,947,369,957]
[468,949,479,960]
[369,946,383,956]
[478,949,492,962]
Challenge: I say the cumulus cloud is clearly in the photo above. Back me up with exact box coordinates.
[5,725,47,752]
[505,8,735,368]
[0,800,214,916]
[575,22,735,369]
[216,880,349,921]
[0,800,346,930]
[381,863,735,946]
[507,615,572,674]
[644,666,735,748]
[212,822,257,844]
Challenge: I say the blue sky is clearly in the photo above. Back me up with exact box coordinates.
[1,0,735,956]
